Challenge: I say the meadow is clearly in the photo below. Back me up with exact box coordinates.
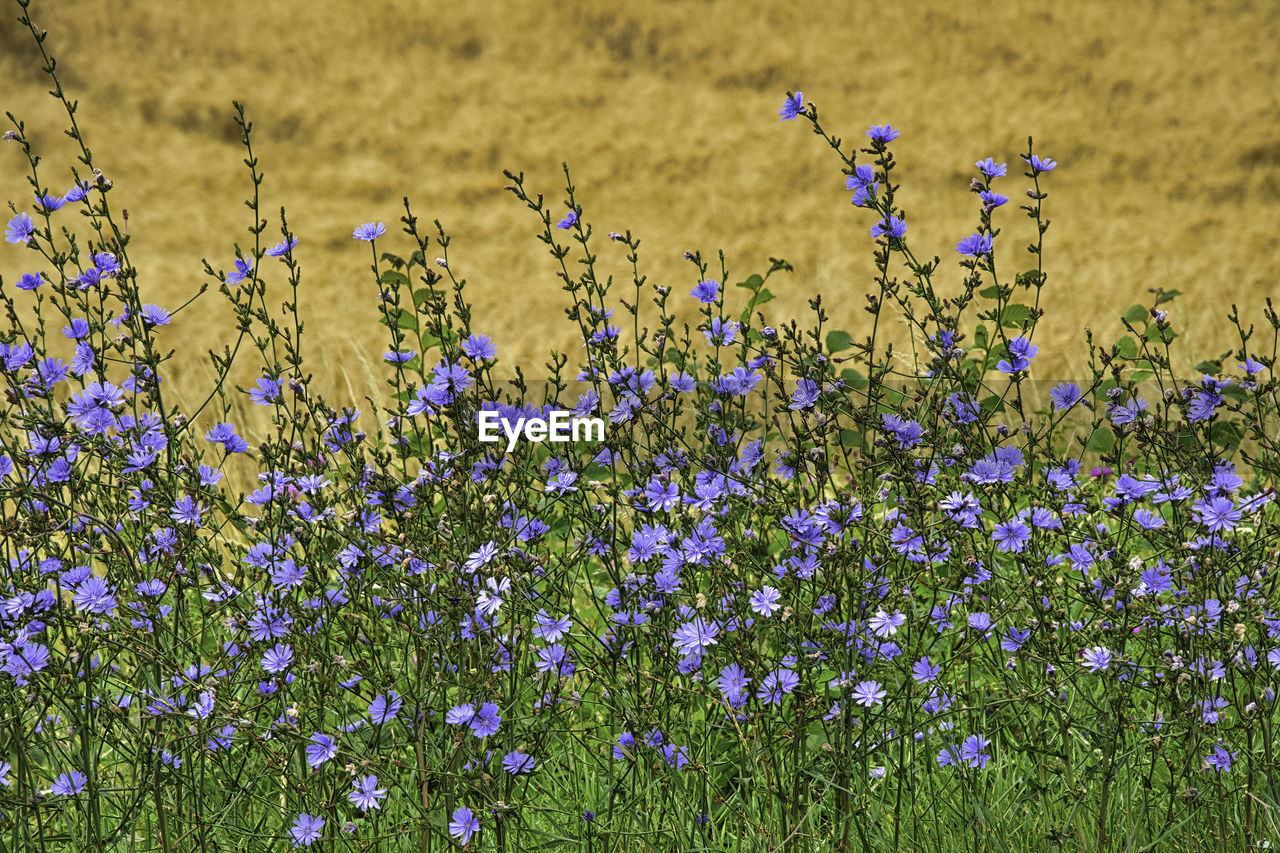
[2,1,1280,851]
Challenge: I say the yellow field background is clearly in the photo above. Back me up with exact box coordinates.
[3,0,1278,419]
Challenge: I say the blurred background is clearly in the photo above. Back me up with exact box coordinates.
[2,0,1278,416]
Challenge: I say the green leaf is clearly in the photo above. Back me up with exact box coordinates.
[412,287,433,307]
[1210,421,1244,457]
[1154,289,1182,306]
[1116,336,1138,359]
[1194,360,1221,374]
[826,330,854,353]
[1122,304,1148,324]
[839,428,864,448]
[380,269,409,288]
[1085,427,1114,453]
[735,274,764,291]
[999,303,1034,329]
[979,285,1002,300]
[752,287,775,307]
[840,367,868,389]
[973,324,990,350]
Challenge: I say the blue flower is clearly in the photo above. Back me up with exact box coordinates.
[975,158,1007,178]
[1081,646,1113,673]
[290,813,324,847]
[996,336,1038,373]
[261,643,293,673]
[224,257,254,285]
[851,680,885,707]
[449,806,480,845]
[51,770,86,795]
[353,222,386,241]
[16,272,42,290]
[1023,154,1057,173]
[349,775,387,810]
[369,690,403,724]
[139,304,171,326]
[305,732,337,767]
[955,232,993,256]
[502,750,536,775]
[462,333,497,360]
[959,734,991,769]
[690,278,720,303]
[265,236,298,257]
[870,215,907,241]
[5,213,36,245]
[992,519,1030,552]
[1049,382,1081,410]
[778,91,805,120]
[790,378,820,410]
[556,209,578,230]
[866,125,901,144]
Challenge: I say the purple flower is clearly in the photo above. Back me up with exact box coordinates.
[778,92,805,120]
[1204,743,1236,772]
[912,657,940,683]
[1192,496,1241,533]
[955,232,993,256]
[992,519,1030,553]
[1239,357,1265,376]
[51,770,86,795]
[1023,154,1058,173]
[757,668,800,704]
[261,643,293,674]
[869,609,906,638]
[353,222,386,241]
[5,213,36,245]
[462,333,497,360]
[959,734,991,769]
[968,612,993,634]
[718,663,751,706]
[139,304,171,326]
[1049,382,1082,410]
[790,378,820,410]
[16,272,42,290]
[1081,646,1113,673]
[502,750,536,775]
[469,701,501,738]
[691,278,720,303]
[369,691,402,724]
[250,377,283,406]
[305,732,337,767]
[852,680,886,707]
[72,575,117,614]
[980,190,1008,210]
[349,775,387,810]
[866,125,901,144]
[290,813,324,847]
[975,158,1007,178]
[449,806,480,845]
[673,617,719,656]
[996,336,1038,374]
[749,586,782,617]
[265,236,298,257]
[224,257,254,286]
[870,215,907,241]
[170,495,204,526]
[556,209,578,229]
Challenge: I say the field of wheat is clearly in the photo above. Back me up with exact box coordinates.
[3,0,1277,406]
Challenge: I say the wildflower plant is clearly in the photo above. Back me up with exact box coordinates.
[2,9,1280,853]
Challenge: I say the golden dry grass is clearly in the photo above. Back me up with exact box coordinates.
[3,0,1279,414]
